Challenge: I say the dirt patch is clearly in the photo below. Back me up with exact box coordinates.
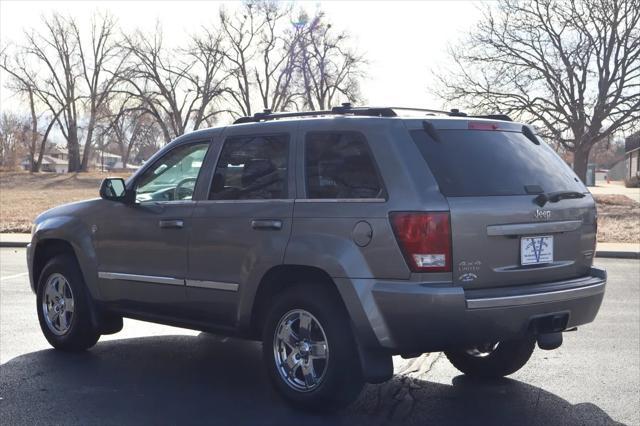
[0,171,131,233]
[593,194,640,243]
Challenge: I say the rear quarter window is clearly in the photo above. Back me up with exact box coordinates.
[410,129,586,197]
[305,131,384,199]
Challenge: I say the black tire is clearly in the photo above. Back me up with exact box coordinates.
[262,283,364,411]
[444,335,536,379]
[36,254,100,352]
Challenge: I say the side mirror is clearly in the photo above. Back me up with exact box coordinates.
[99,178,134,203]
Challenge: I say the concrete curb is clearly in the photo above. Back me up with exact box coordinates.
[594,250,640,260]
[0,242,29,248]
[2,240,639,259]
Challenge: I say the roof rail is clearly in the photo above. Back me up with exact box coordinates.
[232,104,512,124]
[390,107,512,121]
[233,103,397,124]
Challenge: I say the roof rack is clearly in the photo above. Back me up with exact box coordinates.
[232,104,512,124]
[233,103,397,124]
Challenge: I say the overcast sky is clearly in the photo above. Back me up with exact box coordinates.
[0,0,482,117]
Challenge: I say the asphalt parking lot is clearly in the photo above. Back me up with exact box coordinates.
[1,248,638,425]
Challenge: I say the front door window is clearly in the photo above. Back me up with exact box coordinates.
[136,142,210,203]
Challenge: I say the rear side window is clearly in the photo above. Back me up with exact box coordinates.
[410,129,585,197]
[305,132,383,199]
[209,134,288,200]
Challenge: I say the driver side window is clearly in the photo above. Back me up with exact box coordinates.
[136,142,210,203]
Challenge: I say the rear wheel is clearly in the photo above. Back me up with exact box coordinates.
[262,284,364,411]
[444,335,536,378]
[36,254,100,352]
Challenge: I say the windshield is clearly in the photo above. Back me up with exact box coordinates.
[410,129,586,197]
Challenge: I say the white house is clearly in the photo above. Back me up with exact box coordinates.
[22,145,139,173]
[625,131,639,186]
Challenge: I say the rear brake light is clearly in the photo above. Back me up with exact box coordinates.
[389,212,452,272]
[468,121,499,130]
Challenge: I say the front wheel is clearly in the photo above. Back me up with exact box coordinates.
[262,284,364,411]
[444,336,536,378]
[36,254,100,352]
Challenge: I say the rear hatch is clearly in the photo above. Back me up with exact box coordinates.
[410,120,597,289]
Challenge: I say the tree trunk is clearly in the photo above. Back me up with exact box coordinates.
[67,118,81,173]
[35,110,62,173]
[80,117,96,172]
[28,89,39,172]
[573,146,590,185]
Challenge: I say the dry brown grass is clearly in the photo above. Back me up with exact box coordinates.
[593,194,640,243]
[0,171,131,233]
[1,171,639,243]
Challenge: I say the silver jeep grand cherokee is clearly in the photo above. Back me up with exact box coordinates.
[27,105,606,410]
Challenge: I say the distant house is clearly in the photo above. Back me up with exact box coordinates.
[21,145,139,173]
[625,131,640,187]
[21,154,69,173]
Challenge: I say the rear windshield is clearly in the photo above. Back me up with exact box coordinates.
[410,129,586,197]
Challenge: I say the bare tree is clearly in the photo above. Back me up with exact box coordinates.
[0,112,29,169]
[219,1,306,116]
[0,50,62,172]
[120,25,227,143]
[73,13,127,171]
[436,0,640,182]
[296,11,365,111]
[100,96,159,167]
[22,14,82,172]
[18,13,124,172]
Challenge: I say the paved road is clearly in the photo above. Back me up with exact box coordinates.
[1,248,638,425]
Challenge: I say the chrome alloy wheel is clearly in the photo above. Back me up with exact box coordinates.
[42,273,75,336]
[273,309,329,392]
[466,342,500,358]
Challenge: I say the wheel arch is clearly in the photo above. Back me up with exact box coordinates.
[247,263,394,384]
[248,264,342,339]
[33,239,77,290]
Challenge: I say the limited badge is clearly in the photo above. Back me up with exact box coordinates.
[457,260,482,282]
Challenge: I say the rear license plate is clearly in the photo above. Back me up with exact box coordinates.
[521,236,554,265]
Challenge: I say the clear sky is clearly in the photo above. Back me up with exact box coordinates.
[0,0,483,116]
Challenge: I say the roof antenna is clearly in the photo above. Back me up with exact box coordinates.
[449,108,467,117]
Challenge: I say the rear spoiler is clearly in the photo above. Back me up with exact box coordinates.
[470,114,512,122]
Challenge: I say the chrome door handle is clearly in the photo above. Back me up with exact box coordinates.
[251,219,282,230]
[159,219,184,229]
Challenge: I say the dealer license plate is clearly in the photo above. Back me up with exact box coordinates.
[521,236,554,265]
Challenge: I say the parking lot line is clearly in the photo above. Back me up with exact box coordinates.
[0,272,28,281]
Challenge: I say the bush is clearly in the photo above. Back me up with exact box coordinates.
[625,175,639,188]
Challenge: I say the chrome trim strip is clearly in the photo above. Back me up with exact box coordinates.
[196,198,386,204]
[466,281,605,309]
[98,272,184,286]
[185,279,239,292]
[487,220,582,236]
[295,198,386,203]
[197,199,293,204]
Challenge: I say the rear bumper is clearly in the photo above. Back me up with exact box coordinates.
[339,267,606,354]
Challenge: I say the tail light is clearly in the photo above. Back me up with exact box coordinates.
[390,212,452,272]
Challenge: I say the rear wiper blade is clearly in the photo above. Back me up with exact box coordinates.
[533,191,585,207]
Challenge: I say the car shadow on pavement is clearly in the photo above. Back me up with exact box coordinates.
[0,333,623,426]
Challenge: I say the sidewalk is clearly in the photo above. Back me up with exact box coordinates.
[1,233,638,259]
[0,233,31,247]
[595,242,640,259]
